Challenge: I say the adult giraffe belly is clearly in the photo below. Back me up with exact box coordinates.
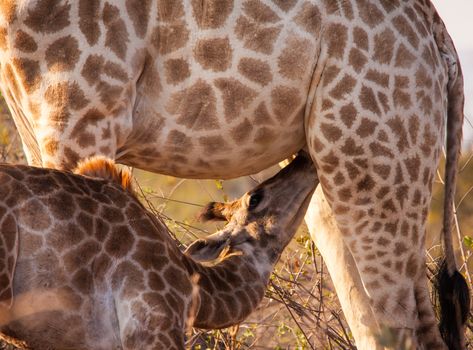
[117,86,307,179]
[115,34,315,178]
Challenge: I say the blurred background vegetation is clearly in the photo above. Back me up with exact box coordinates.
[0,95,472,349]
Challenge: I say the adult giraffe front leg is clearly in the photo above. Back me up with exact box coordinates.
[0,1,152,170]
[305,187,382,350]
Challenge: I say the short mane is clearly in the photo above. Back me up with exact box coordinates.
[73,156,134,193]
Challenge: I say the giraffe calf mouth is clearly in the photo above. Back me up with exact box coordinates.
[284,188,317,233]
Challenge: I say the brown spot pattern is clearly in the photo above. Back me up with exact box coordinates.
[253,127,276,145]
[278,36,311,79]
[167,80,219,130]
[44,138,59,156]
[103,3,129,60]
[140,55,162,96]
[365,69,389,87]
[395,44,415,68]
[19,200,51,230]
[96,81,123,109]
[405,254,418,278]
[373,164,390,179]
[165,130,193,153]
[157,0,184,22]
[254,103,273,125]
[105,226,134,258]
[14,30,37,53]
[370,141,394,158]
[235,16,282,55]
[404,155,420,182]
[45,36,80,72]
[393,76,412,109]
[0,27,7,51]
[104,62,129,82]
[164,58,190,85]
[322,65,341,87]
[348,48,367,72]
[320,151,339,173]
[231,118,253,144]
[329,75,356,100]
[326,23,348,59]
[79,0,101,46]
[357,0,383,28]
[320,123,342,142]
[359,85,381,115]
[191,0,233,29]
[357,175,375,192]
[373,28,395,64]
[340,103,357,128]
[194,37,232,72]
[12,58,41,93]
[126,0,151,38]
[272,0,297,12]
[387,116,409,152]
[238,58,272,86]
[356,118,377,137]
[214,78,257,122]
[353,27,369,51]
[46,191,76,220]
[294,2,321,35]
[44,82,89,111]
[199,135,229,155]
[152,23,189,55]
[70,109,106,147]
[243,0,280,23]
[392,15,419,49]
[271,86,301,122]
[24,0,71,33]
[81,54,105,86]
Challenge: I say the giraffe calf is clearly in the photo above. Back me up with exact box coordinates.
[0,153,317,350]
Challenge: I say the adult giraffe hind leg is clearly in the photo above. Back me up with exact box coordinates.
[414,272,447,350]
[304,6,450,345]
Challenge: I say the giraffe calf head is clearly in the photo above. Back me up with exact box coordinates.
[186,152,318,266]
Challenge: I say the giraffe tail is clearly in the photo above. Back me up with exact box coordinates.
[436,261,470,350]
[433,14,470,350]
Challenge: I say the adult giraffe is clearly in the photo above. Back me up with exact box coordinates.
[0,0,469,348]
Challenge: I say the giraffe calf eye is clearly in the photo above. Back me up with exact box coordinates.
[248,191,263,210]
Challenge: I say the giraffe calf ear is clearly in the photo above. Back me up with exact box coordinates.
[198,202,229,221]
[185,233,230,262]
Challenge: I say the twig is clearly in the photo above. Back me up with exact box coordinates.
[269,280,316,350]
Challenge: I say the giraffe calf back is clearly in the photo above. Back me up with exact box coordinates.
[0,163,193,349]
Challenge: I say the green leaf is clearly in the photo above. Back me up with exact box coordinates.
[215,179,223,190]
[463,235,473,250]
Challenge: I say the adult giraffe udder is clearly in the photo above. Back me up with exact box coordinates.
[0,0,469,349]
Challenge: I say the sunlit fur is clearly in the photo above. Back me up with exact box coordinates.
[74,156,134,193]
